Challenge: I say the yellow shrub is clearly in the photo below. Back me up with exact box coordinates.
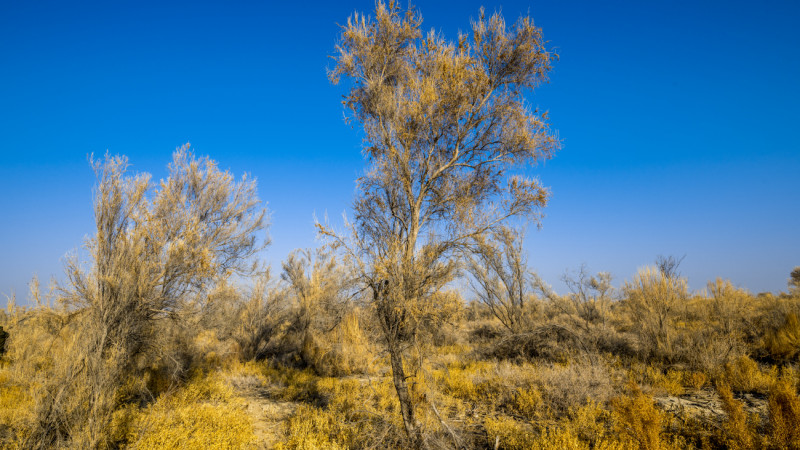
[485,416,535,450]
[633,365,685,396]
[513,387,543,418]
[723,355,775,393]
[716,382,756,450]
[274,405,348,450]
[768,378,800,449]
[568,402,612,444]
[611,384,667,450]
[764,312,800,360]
[685,371,707,390]
[0,373,33,444]
[529,427,587,450]
[126,373,255,449]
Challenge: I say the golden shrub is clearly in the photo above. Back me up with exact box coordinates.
[484,416,535,450]
[768,378,800,449]
[610,383,667,450]
[723,355,775,393]
[274,405,348,450]
[716,382,757,450]
[764,312,800,361]
[126,372,256,449]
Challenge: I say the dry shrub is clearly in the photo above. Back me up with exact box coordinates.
[628,364,686,396]
[125,371,256,449]
[1,150,266,449]
[260,363,405,449]
[0,364,34,446]
[468,320,503,343]
[716,382,757,450]
[487,324,590,362]
[685,371,708,390]
[610,382,668,450]
[229,273,286,362]
[675,327,746,373]
[279,248,367,376]
[274,404,348,450]
[764,312,800,362]
[537,358,619,415]
[767,378,800,449]
[723,355,775,393]
[484,416,536,450]
[624,267,688,361]
[301,309,374,376]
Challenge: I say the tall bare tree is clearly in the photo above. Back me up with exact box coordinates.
[327,2,558,445]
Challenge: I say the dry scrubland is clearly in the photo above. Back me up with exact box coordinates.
[1,237,800,449]
[2,3,799,449]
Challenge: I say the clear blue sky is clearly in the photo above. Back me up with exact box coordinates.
[1,0,798,304]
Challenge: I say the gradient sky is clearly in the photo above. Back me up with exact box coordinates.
[1,0,798,305]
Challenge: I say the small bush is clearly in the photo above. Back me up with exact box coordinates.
[723,356,775,393]
[767,378,800,449]
[764,312,800,362]
[485,416,535,450]
[716,382,757,450]
[126,372,256,449]
[610,383,667,450]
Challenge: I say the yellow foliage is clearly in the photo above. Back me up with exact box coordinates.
[685,371,707,390]
[764,312,800,360]
[768,378,800,449]
[631,364,685,396]
[513,386,543,418]
[716,382,757,450]
[126,372,255,449]
[485,416,536,450]
[723,355,776,393]
[274,405,349,450]
[610,383,668,450]
[0,369,33,444]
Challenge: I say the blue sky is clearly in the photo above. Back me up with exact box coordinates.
[1,0,798,304]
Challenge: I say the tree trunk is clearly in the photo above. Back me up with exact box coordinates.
[387,337,423,449]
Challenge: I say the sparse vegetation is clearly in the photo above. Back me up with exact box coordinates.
[1,3,798,450]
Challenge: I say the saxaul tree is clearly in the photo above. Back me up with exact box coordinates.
[327,2,558,445]
[28,147,267,448]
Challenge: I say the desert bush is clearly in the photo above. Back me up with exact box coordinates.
[610,383,669,450]
[11,149,267,449]
[484,416,536,450]
[767,377,800,449]
[763,312,800,362]
[486,324,592,362]
[716,382,758,450]
[468,320,503,343]
[537,358,619,414]
[274,404,348,450]
[624,267,688,361]
[468,228,541,334]
[674,326,747,373]
[277,247,377,376]
[229,273,287,362]
[125,371,256,449]
[722,355,776,394]
[629,364,685,396]
[559,265,615,334]
[708,279,751,339]
[789,267,800,297]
